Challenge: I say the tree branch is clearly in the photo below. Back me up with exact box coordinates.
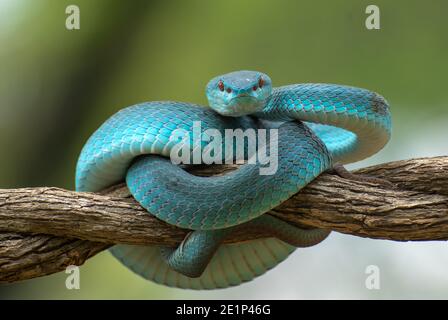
[0,156,447,283]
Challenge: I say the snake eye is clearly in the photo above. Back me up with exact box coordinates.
[218,80,224,92]
[258,77,265,88]
[253,86,258,91]
[226,88,232,94]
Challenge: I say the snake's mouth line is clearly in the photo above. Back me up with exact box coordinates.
[235,93,251,98]
[229,95,258,103]
[222,96,264,116]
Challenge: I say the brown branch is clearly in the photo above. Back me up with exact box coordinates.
[0,156,447,283]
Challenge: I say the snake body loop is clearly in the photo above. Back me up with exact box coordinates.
[76,70,391,289]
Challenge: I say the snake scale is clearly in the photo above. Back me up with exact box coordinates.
[76,70,391,289]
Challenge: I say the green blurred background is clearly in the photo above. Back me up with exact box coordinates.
[1,0,447,299]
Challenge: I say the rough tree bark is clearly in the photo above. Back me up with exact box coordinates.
[0,156,447,283]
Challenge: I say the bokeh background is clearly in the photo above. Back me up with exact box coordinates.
[0,0,447,299]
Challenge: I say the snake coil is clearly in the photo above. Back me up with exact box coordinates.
[76,70,391,289]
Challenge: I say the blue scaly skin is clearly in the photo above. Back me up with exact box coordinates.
[76,70,391,289]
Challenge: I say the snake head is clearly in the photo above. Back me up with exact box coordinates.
[206,70,272,117]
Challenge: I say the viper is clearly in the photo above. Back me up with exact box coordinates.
[76,70,391,289]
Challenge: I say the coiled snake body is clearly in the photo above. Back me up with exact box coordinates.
[76,71,391,289]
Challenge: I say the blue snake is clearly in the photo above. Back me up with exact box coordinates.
[76,70,391,289]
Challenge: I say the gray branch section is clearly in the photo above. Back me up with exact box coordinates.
[0,157,447,283]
